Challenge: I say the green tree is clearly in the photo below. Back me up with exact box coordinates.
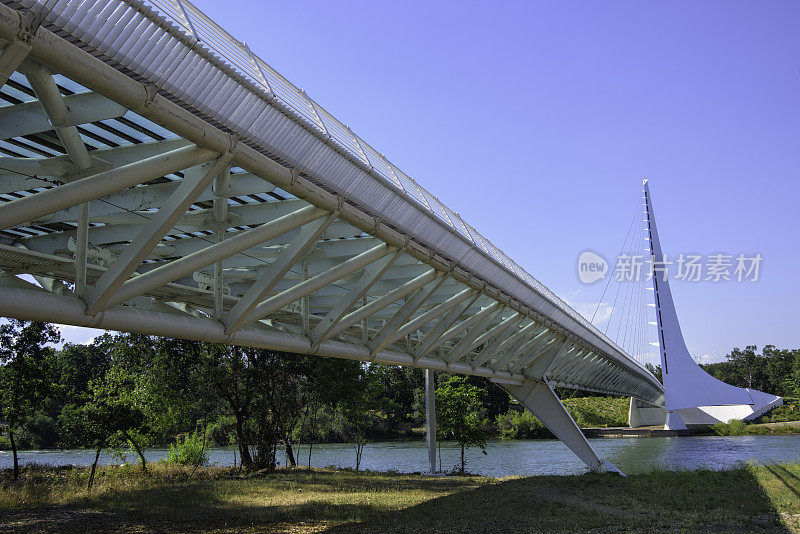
[112,338,261,469]
[435,375,489,474]
[645,363,662,383]
[334,364,382,471]
[167,342,260,470]
[336,398,380,471]
[783,351,800,398]
[66,365,151,487]
[297,355,362,467]
[0,320,61,480]
[53,338,114,448]
[367,365,423,433]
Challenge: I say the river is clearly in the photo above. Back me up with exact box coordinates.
[2,435,799,476]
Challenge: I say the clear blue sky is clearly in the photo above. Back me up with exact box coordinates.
[65,1,800,364]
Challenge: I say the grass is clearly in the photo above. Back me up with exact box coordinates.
[758,398,800,424]
[1,462,799,532]
[561,396,630,428]
[710,418,800,436]
[497,397,630,438]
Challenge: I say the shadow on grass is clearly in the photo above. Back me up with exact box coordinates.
[0,467,795,533]
[0,481,381,533]
[766,464,800,501]
[323,468,795,534]
[0,470,465,533]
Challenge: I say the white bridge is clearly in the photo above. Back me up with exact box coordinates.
[0,0,681,474]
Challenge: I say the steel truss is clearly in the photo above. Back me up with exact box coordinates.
[0,0,663,473]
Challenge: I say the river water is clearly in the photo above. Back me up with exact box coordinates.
[2,435,799,476]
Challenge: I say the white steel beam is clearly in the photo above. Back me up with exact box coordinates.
[0,144,214,230]
[552,350,590,382]
[104,205,328,307]
[569,350,596,378]
[0,140,194,196]
[503,379,623,474]
[238,243,395,328]
[551,353,590,386]
[472,319,539,368]
[540,342,577,381]
[412,292,481,361]
[212,163,231,318]
[224,213,336,334]
[457,313,523,365]
[368,274,447,355]
[523,338,569,380]
[24,63,92,169]
[445,306,508,364]
[567,353,599,384]
[385,287,475,350]
[86,155,231,314]
[419,300,501,360]
[493,326,548,371]
[425,368,437,473]
[21,199,316,255]
[0,90,127,140]
[325,270,444,343]
[0,283,528,383]
[310,249,402,349]
[510,334,557,374]
[0,39,30,87]
[427,302,502,352]
[12,170,276,220]
[23,63,96,297]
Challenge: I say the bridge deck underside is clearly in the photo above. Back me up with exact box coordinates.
[0,0,663,410]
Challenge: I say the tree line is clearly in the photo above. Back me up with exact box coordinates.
[2,319,797,479]
[701,345,800,398]
[644,345,800,398]
[0,320,511,478]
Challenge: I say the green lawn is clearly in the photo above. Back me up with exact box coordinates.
[1,462,799,533]
[562,396,630,428]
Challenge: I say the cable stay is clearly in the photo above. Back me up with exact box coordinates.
[588,192,657,370]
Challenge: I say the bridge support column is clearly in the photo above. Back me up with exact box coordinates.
[503,379,624,475]
[664,411,687,430]
[425,368,437,473]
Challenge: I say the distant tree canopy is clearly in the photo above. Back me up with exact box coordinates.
[639,346,798,399]
[701,345,799,398]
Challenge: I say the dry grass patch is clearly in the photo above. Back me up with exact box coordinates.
[0,462,798,533]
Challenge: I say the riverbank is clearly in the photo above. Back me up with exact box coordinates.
[582,420,800,438]
[1,463,799,532]
[5,434,800,476]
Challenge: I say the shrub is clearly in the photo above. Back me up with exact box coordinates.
[756,398,799,423]
[495,410,552,439]
[167,430,209,466]
[767,424,800,435]
[711,419,748,436]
